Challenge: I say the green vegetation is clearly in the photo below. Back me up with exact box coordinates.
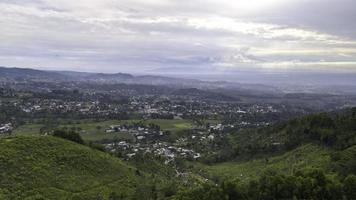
[173,168,355,200]
[0,136,152,200]
[3,108,356,199]
[145,119,193,132]
[331,145,356,176]
[202,108,356,164]
[174,108,356,199]
[53,130,84,144]
[13,119,195,142]
[12,123,44,136]
[202,144,332,181]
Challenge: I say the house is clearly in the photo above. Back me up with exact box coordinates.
[193,153,201,159]
[105,129,115,133]
[126,153,136,158]
[137,135,145,140]
[0,123,13,134]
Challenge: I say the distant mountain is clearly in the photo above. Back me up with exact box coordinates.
[0,66,282,94]
[87,72,134,80]
[2,66,356,95]
[0,66,68,82]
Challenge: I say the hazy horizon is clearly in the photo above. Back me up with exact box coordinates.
[2,65,356,88]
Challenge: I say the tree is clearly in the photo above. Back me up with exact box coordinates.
[52,130,84,144]
[222,179,248,200]
[109,192,124,200]
[343,175,356,199]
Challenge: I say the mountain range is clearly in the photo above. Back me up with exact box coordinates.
[2,66,356,95]
[0,66,282,94]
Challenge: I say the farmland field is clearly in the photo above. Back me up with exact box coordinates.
[12,123,45,136]
[12,119,196,141]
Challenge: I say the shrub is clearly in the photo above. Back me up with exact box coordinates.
[52,130,84,144]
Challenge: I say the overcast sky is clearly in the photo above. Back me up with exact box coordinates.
[1,0,356,74]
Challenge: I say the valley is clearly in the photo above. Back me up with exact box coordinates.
[0,67,356,199]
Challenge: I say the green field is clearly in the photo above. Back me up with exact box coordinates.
[12,123,45,136]
[12,119,195,142]
[145,119,193,132]
[201,144,332,181]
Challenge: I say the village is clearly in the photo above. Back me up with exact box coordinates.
[0,88,286,127]
[0,88,295,163]
[100,121,239,162]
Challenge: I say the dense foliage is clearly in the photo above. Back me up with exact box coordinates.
[203,108,356,163]
[1,108,356,199]
[174,168,356,200]
[0,136,141,199]
[53,129,84,144]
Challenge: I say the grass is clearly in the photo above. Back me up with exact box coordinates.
[12,123,44,136]
[12,119,195,142]
[81,132,133,141]
[0,136,143,200]
[145,119,193,132]
[200,144,332,181]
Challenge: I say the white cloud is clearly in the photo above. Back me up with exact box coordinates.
[0,0,355,73]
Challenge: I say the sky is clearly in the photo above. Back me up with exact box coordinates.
[1,0,356,74]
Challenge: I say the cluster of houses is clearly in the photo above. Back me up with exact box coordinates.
[15,99,131,118]
[105,124,164,141]
[101,121,234,161]
[105,140,201,161]
[0,123,13,134]
[129,95,284,122]
[2,89,283,127]
[101,116,273,162]
[153,145,201,160]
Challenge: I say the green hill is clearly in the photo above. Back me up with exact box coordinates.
[1,108,356,200]
[207,108,356,163]
[174,108,356,200]
[0,136,144,200]
[202,144,332,180]
[197,108,356,179]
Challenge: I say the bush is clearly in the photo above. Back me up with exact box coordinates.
[343,175,356,199]
[52,130,84,144]
[175,168,347,200]
[88,141,106,152]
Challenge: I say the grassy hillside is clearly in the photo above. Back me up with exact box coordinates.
[207,108,356,164]
[331,145,356,176]
[0,136,143,200]
[201,144,332,181]
[175,107,356,200]
[3,109,356,199]
[196,108,356,180]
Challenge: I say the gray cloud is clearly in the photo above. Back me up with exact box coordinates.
[0,0,355,73]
